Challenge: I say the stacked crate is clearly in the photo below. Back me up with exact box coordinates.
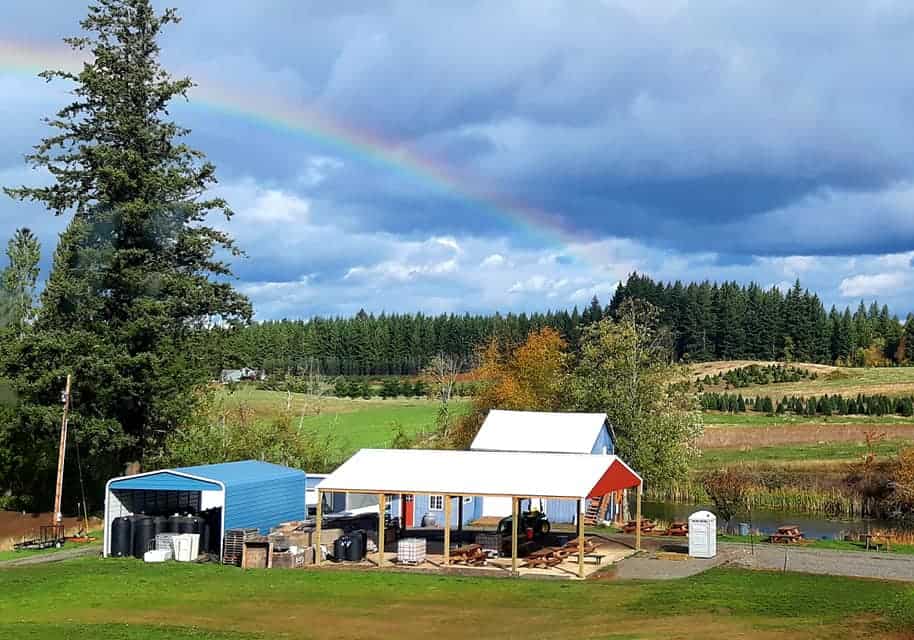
[223,528,260,566]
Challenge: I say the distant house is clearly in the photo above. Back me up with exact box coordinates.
[219,367,264,384]
[469,409,619,523]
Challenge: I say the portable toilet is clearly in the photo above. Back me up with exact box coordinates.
[688,510,717,558]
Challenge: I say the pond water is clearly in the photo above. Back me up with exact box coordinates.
[640,500,913,540]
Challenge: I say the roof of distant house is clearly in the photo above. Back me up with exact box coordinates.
[470,409,610,454]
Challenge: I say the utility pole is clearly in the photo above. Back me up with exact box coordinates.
[52,374,72,527]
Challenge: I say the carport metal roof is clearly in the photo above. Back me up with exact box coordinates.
[317,448,641,499]
[108,460,303,492]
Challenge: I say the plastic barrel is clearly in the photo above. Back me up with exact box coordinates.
[111,516,132,557]
[188,515,203,534]
[347,531,365,561]
[334,535,350,561]
[132,516,155,559]
[168,514,183,533]
[152,516,168,537]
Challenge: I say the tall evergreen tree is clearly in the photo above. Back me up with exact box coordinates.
[2,228,41,334]
[2,0,250,504]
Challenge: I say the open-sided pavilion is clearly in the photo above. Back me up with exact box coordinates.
[316,448,643,579]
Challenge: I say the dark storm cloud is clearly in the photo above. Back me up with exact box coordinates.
[4,1,914,317]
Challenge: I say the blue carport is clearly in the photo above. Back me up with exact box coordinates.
[104,460,306,560]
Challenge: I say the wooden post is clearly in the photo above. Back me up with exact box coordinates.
[577,498,585,579]
[315,489,323,566]
[378,493,386,568]
[511,496,519,575]
[52,374,72,526]
[443,495,451,566]
[457,496,464,533]
[635,482,643,551]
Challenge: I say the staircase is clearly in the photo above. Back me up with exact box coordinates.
[582,494,611,526]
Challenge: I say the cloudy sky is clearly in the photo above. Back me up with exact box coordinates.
[2,1,914,319]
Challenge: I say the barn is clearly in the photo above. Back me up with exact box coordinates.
[469,410,620,524]
[103,460,306,559]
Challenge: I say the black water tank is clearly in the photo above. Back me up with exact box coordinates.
[132,516,155,558]
[111,516,132,557]
[168,514,183,533]
[334,535,351,561]
[187,515,203,534]
[152,516,168,537]
[200,522,211,554]
[347,530,365,561]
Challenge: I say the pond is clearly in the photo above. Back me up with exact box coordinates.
[640,500,914,540]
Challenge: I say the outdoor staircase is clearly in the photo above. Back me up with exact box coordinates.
[582,494,611,526]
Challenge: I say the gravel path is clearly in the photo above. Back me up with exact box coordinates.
[0,544,99,568]
[727,543,914,582]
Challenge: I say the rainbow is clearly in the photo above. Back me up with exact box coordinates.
[0,37,596,257]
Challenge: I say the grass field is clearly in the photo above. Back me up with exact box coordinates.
[216,388,469,453]
[1,558,912,639]
[693,360,914,399]
[696,439,910,468]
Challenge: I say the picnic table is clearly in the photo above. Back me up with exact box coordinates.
[769,526,804,544]
[449,544,487,566]
[522,547,564,569]
[622,519,656,534]
[864,533,894,552]
[663,522,688,537]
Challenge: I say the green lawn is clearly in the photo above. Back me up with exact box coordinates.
[216,388,469,453]
[0,558,912,639]
[696,439,911,468]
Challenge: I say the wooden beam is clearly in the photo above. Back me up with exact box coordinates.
[457,496,464,532]
[635,483,643,551]
[378,493,386,568]
[577,498,584,579]
[315,489,323,566]
[443,495,451,566]
[511,496,519,575]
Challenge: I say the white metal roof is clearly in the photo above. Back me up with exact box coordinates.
[470,409,609,454]
[317,448,640,499]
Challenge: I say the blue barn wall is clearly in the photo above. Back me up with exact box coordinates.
[411,494,481,527]
[590,426,614,454]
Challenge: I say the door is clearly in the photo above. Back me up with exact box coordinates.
[402,494,415,527]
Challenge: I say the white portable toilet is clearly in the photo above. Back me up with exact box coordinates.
[688,510,717,558]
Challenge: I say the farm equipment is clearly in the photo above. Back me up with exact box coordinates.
[496,510,551,555]
[13,524,66,551]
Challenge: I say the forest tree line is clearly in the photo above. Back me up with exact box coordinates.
[208,274,914,376]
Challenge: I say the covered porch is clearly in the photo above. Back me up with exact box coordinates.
[315,448,643,579]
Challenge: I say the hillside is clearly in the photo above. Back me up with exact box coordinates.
[692,361,914,399]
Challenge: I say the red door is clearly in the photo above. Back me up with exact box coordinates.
[402,494,415,527]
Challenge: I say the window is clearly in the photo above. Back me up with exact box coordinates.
[429,495,444,511]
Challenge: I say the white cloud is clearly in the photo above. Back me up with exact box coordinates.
[839,272,911,298]
[432,236,462,253]
[481,253,506,268]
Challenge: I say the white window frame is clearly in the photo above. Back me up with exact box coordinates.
[429,494,444,511]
